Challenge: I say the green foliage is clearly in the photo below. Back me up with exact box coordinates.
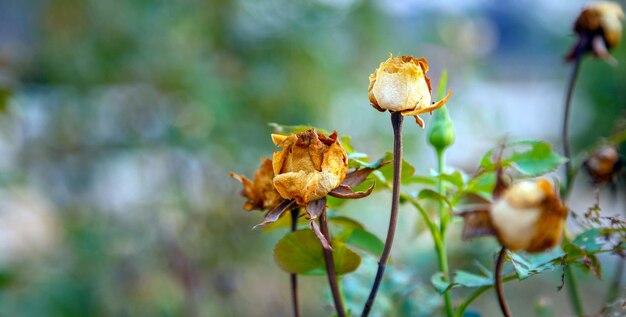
[273,229,361,276]
[269,122,331,136]
[480,141,567,177]
[338,229,385,257]
[431,270,493,294]
[506,249,565,280]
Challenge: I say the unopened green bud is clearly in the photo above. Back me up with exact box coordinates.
[427,105,455,152]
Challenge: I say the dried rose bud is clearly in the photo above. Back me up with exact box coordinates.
[567,2,624,62]
[584,145,623,185]
[271,129,348,206]
[230,158,284,211]
[368,54,451,127]
[490,179,568,253]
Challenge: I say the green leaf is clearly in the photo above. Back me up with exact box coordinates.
[343,229,384,257]
[403,175,438,186]
[340,135,355,154]
[377,152,416,183]
[480,141,567,177]
[274,229,361,276]
[437,69,448,100]
[268,122,330,135]
[571,228,603,252]
[437,170,464,189]
[352,152,392,170]
[506,249,564,280]
[431,272,452,294]
[508,141,567,176]
[430,270,493,294]
[328,216,365,232]
[417,189,453,209]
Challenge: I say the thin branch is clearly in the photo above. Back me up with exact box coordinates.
[606,257,625,304]
[454,274,517,317]
[495,247,512,317]
[361,111,404,317]
[320,211,346,317]
[290,208,301,317]
[561,52,586,316]
[562,54,583,197]
[436,149,453,317]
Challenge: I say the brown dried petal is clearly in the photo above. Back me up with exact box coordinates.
[328,183,375,199]
[458,208,496,240]
[253,199,296,229]
[230,157,284,211]
[272,130,348,205]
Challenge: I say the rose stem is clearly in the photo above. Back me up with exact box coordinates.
[495,247,512,317]
[561,53,585,316]
[606,256,625,304]
[361,111,403,317]
[320,210,346,317]
[436,148,454,317]
[562,54,582,197]
[290,208,301,317]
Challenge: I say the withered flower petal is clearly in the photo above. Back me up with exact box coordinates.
[272,129,348,205]
[230,158,284,211]
[368,54,451,127]
[490,179,568,253]
[328,183,375,199]
[584,145,623,185]
[567,1,624,62]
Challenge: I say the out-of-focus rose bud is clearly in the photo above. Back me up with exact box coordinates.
[368,54,451,128]
[490,179,568,253]
[230,158,284,211]
[271,129,348,205]
[427,105,455,152]
[584,145,623,185]
[567,1,624,62]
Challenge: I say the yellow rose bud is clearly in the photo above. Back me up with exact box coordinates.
[490,179,568,253]
[368,54,451,127]
[271,129,348,205]
[230,158,284,211]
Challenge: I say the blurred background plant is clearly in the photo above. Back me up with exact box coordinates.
[0,0,624,316]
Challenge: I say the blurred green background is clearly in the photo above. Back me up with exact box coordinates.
[0,0,624,316]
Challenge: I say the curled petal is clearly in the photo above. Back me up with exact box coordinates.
[305,198,332,250]
[457,207,496,240]
[252,199,296,229]
[310,220,332,250]
[341,161,390,188]
[328,182,375,199]
[305,197,326,220]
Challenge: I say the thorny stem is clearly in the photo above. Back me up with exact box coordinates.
[495,247,512,317]
[290,208,301,317]
[561,53,586,317]
[361,112,403,317]
[436,149,453,317]
[320,211,346,317]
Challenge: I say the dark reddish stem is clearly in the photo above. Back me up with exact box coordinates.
[320,211,346,317]
[361,111,403,317]
[562,54,582,197]
[495,247,512,317]
[290,208,301,317]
